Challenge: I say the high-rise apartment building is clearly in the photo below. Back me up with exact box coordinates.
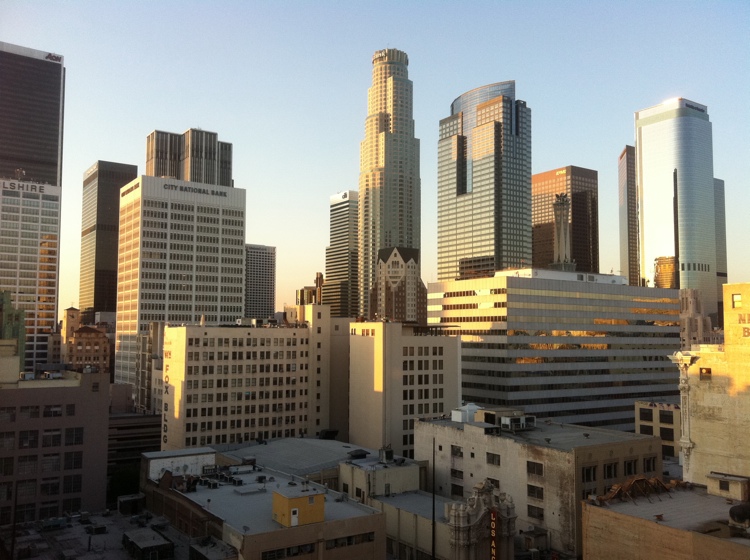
[0,42,65,371]
[114,176,245,387]
[633,98,726,321]
[322,191,358,318]
[79,161,138,324]
[437,81,532,281]
[428,268,681,429]
[244,244,276,319]
[532,166,598,273]
[146,129,232,187]
[618,146,639,285]
[358,49,421,319]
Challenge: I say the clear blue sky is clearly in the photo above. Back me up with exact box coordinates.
[2,0,748,315]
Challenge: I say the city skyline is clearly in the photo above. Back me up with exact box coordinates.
[1,2,747,316]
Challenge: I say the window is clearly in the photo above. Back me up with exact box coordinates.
[342,483,349,494]
[624,459,637,476]
[65,427,84,446]
[643,456,657,473]
[450,484,463,497]
[0,457,12,476]
[639,408,653,422]
[42,429,62,447]
[528,505,544,520]
[660,427,674,441]
[451,445,463,458]
[527,461,543,476]
[700,368,712,381]
[582,465,597,483]
[487,477,500,489]
[732,293,742,308]
[639,424,653,435]
[527,484,544,500]
[603,462,618,479]
[450,469,463,480]
[720,480,730,491]
[659,410,674,424]
[63,474,82,494]
[64,451,82,470]
[486,452,501,466]
[19,430,38,449]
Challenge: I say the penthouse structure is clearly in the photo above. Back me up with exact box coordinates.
[114,175,245,387]
[428,268,681,429]
[146,128,232,187]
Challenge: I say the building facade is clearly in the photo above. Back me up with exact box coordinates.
[369,247,427,323]
[0,42,64,372]
[635,398,681,459]
[0,42,65,187]
[416,406,663,557]
[348,322,461,458]
[532,165,598,273]
[160,307,334,450]
[358,49,421,319]
[428,268,681,429]
[323,191,358,318]
[437,81,532,281]
[618,146,639,285]
[244,244,276,319]
[79,161,138,324]
[0,369,109,525]
[146,128,232,187]
[635,98,726,321]
[114,175,246,387]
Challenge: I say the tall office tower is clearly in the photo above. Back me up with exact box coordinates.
[437,81,532,281]
[618,146,640,285]
[114,176,245,387]
[532,166,598,273]
[79,161,138,324]
[0,43,65,371]
[244,244,276,319]
[358,49,421,319]
[146,129,233,187]
[714,178,728,327]
[322,191,358,318]
[635,98,725,321]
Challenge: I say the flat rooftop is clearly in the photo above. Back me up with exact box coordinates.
[600,486,750,547]
[377,490,456,523]
[173,468,379,535]
[427,418,655,452]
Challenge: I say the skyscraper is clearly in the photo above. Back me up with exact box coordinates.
[244,244,276,319]
[634,98,725,320]
[0,42,65,371]
[358,49,421,319]
[532,165,598,273]
[146,129,232,187]
[437,81,532,281]
[618,145,640,285]
[114,175,245,387]
[79,161,138,324]
[714,178,728,326]
[322,191,358,318]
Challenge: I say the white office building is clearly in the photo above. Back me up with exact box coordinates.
[114,175,245,386]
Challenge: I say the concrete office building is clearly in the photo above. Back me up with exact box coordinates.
[348,321,461,458]
[160,306,335,450]
[146,128,232,187]
[358,49,421,319]
[635,398,681,459]
[618,145,640,286]
[437,81,532,281]
[428,268,681,429]
[633,98,727,321]
[79,161,138,325]
[141,448,386,559]
[114,175,245,387]
[244,244,276,319]
[323,191,358,318]
[532,165,598,273]
[0,43,65,372]
[416,405,663,557]
[0,368,109,524]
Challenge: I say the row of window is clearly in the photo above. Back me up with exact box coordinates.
[0,404,75,421]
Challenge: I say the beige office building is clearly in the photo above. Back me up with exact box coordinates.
[114,175,246,388]
[349,321,460,458]
[416,405,662,557]
[160,305,336,450]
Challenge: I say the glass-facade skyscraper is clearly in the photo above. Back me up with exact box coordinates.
[323,191,358,318]
[437,81,532,281]
[634,98,726,321]
[358,49,421,319]
[0,42,65,371]
[79,161,138,324]
[244,243,276,320]
[532,165,598,273]
[618,145,640,285]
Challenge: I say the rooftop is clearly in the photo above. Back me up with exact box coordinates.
[377,490,456,522]
[598,486,750,547]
